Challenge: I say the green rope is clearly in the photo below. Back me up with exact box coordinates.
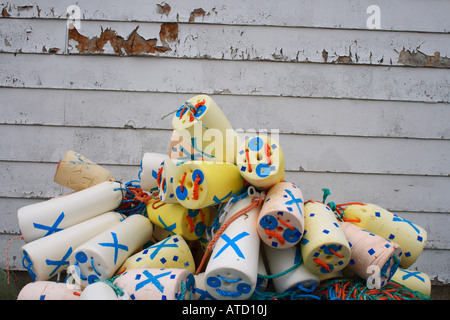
[257,260,302,280]
[97,275,125,298]
[321,188,331,204]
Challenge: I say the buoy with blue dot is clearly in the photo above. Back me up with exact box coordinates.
[171,95,238,164]
[117,235,196,274]
[390,268,431,296]
[113,268,196,300]
[139,152,169,193]
[300,201,351,275]
[69,214,153,288]
[204,189,262,300]
[342,203,427,268]
[17,181,124,243]
[257,181,305,249]
[236,135,285,190]
[340,221,402,288]
[79,281,123,300]
[20,211,124,281]
[263,243,320,293]
[146,198,211,241]
[173,161,244,209]
[157,158,183,204]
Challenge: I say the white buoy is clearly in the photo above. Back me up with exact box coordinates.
[18,181,124,243]
[263,243,319,293]
[21,211,124,281]
[139,152,169,193]
[158,158,182,204]
[113,268,196,300]
[204,190,262,300]
[79,281,120,300]
[70,214,153,287]
[17,281,81,300]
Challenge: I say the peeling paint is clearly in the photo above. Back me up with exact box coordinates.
[189,8,206,22]
[156,2,171,16]
[1,6,10,17]
[398,49,450,68]
[68,23,178,55]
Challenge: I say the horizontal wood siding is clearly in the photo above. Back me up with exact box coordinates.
[1,0,449,284]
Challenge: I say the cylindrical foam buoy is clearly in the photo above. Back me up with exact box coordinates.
[147,199,211,241]
[70,214,153,287]
[117,235,196,274]
[79,281,120,300]
[390,268,431,296]
[54,150,115,191]
[340,221,402,288]
[113,268,195,300]
[193,272,216,300]
[343,203,427,268]
[257,182,304,249]
[236,135,285,190]
[18,181,124,243]
[204,194,262,300]
[171,95,238,163]
[173,161,244,209]
[263,243,319,293]
[17,281,81,300]
[158,158,182,204]
[300,202,351,275]
[139,152,169,193]
[21,211,124,281]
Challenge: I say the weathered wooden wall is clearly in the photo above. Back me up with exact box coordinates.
[1,0,449,284]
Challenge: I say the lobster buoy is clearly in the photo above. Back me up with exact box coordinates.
[70,214,153,287]
[257,182,305,249]
[54,150,115,191]
[17,281,81,300]
[18,181,124,243]
[139,152,169,193]
[343,203,427,268]
[300,202,351,275]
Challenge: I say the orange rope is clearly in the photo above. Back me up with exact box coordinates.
[179,107,187,119]
[192,175,201,200]
[329,247,344,258]
[156,166,163,187]
[186,216,195,233]
[195,195,263,275]
[265,143,272,165]
[152,199,166,210]
[277,217,295,230]
[199,209,205,224]
[336,202,366,208]
[6,235,24,285]
[245,149,252,172]
[313,257,331,272]
[180,172,187,192]
[264,228,285,244]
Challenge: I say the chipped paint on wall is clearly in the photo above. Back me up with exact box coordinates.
[68,23,178,55]
[398,49,450,68]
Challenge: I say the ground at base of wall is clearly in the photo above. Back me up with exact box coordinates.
[1,270,449,300]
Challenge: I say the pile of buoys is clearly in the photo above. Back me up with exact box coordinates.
[13,95,431,300]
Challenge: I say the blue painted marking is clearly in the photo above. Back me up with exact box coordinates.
[400,269,425,282]
[259,215,277,230]
[192,169,204,185]
[283,228,301,243]
[158,215,176,235]
[135,270,172,293]
[213,232,250,259]
[98,232,129,265]
[255,163,271,177]
[284,189,303,215]
[393,214,421,234]
[237,282,252,294]
[248,137,263,151]
[176,185,188,200]
[75,251,87,264]
[46,247,72,277]
[146,237,179,260]
[212,190,233,204]
[33,212,65,237]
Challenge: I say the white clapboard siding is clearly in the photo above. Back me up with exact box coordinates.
[1,124,449,176]
[2,0,450,33]
[1,88,449,140]
[0,1,449,284]
[1,54,449,103]
[1,18,450,68]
